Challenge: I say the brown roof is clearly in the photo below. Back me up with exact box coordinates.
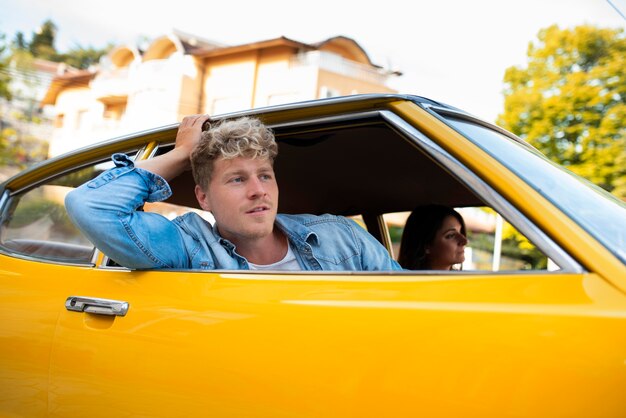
[190,35,385,68]
[191,36,315,59]
[41,70,96,106]
[172,28,225,54]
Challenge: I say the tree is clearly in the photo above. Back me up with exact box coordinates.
[498,25,626,199]
[29,19,58,60]
[1,20,111,172]
[21,19,109,69]
[60,44,110,69]
[12,32,27,50]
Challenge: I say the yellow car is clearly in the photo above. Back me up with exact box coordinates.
[1,94,625,417]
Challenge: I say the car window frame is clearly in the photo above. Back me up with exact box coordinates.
[0,186,99,267]
[1,103,583,274]
[0,150,143,266]
[432,107,626,266]
[99,109,583,274]
[378,109,583,273]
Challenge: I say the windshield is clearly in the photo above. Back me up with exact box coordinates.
[444,117,626,265]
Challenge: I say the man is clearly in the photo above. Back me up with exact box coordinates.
[66,114,401,271]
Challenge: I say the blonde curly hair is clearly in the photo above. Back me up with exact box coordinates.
[191,117,278,188]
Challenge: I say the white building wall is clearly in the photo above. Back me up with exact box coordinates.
[203,60,256,115]
[254,59,318,107]
[49,88,105,157]
[124,53,185,130]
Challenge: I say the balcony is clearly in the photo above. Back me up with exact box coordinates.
[291,51,390,85]
[91,67,131,100]
[132,59,181,90]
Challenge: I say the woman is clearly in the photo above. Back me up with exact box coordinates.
[398,204,468,270]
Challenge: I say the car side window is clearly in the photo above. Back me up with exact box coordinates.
[385,207,556,271]
[0,158,128,264]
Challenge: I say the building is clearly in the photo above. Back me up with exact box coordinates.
[42,30,400,157]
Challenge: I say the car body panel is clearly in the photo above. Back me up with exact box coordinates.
[4,258,621,417]
[1,94,625,417]
[0,259,56,416]
[0,251,621,417]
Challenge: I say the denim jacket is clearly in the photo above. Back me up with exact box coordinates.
[65,154,402,271]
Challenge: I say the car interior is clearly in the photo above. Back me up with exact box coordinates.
[160,116,485,247]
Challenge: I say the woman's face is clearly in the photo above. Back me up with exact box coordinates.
[426,215,468,270]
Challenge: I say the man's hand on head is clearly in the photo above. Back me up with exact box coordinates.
[135,114,211,181]
[176,114,212,156]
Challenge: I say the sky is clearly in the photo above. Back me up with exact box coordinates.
[1,0,625,122]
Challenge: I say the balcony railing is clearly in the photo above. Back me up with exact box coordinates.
[131,59,181,90]
[91,67,131,98]
[291,51,390,85]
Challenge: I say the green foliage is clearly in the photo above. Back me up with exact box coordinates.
[500,223,548,269]
[0,20,110,170]
[1,32,49,169]
[8,196,61,228]
[58,44,110,70]
[5,192,78,240]
[15,19,109,69]
[467,229,547,270]
[12,32,27,50]
[0,33,11,100]
[0,128,49,168]
[51,166,97,188]
[498,25,626,199]
[28,19,58,60]
[388,225,403,243]
[9,48,38,99]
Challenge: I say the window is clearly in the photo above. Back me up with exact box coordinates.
[103,102,127,121]
[444,116,626,265]
[267,93,299,106]
[54,113,64,128]
[0,156,134,264]
[384,207,554,271]
[319,86,340,98]
[75,109,88,130]
[211,97,247,115]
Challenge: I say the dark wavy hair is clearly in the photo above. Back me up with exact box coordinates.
[397,204,466,270]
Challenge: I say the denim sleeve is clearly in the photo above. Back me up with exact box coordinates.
[65,153,190,269]
[347,218,403,271]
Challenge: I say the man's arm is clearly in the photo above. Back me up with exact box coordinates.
[64,115,211,269]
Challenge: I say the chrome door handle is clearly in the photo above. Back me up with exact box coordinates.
[65,296,129,317]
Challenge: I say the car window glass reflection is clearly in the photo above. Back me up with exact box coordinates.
[445,117,626,265]
[385,207,557,271]
[0,156,134,263]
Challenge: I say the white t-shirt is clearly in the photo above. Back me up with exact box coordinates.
[248,242,302,271]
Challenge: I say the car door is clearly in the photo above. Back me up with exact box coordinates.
[45,267,626,417]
